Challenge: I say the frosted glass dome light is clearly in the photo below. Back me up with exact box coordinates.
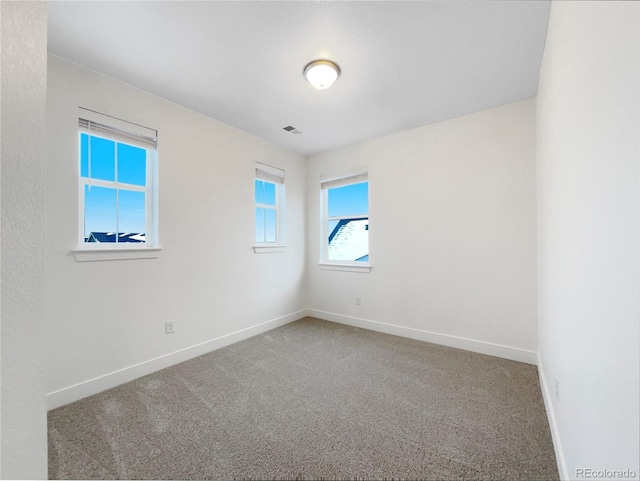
[304,60,340,90]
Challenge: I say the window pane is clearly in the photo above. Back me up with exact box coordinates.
[265,208,277,243]
[328,218,369,262]
[255,207,265,243]
[263,181,276,206]
[84,185,117,242]
[117,143,146,186]
[328,182,368,217]
[85,135,115,181]
[255,180,264,204]
[80,133,89,177]
[118,190,146,241]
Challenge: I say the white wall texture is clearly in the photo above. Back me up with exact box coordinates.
[537,2,640,479]
[46,56,307,407]
[306,99,538,363]
[0,1,48,478]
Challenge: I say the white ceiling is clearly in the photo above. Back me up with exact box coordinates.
[48,1,550,156]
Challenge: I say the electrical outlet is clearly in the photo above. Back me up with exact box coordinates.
[355,296,361,306]
[555,376,560,401]
[165,320,175,334]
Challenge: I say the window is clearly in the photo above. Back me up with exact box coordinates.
[321,171,369,267]
[255,163,285,246]
[78,109,157,249]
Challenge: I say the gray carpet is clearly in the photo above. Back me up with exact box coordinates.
[48,317,558,480]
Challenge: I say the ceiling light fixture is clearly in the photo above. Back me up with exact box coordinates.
[303,60,340,90]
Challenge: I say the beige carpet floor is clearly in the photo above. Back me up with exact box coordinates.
[48,317,558,480]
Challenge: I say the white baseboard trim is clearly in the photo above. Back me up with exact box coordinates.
[47,309,307,410]
[537,353,569,480]
[307,309,538,365]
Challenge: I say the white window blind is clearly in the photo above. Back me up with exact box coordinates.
[78,107,157,149]
[321,172,368,190]
[79,118,157,150]
[256,163,285,185]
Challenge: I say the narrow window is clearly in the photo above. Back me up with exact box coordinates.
[255,163,285,245]
[78,110,157,247]
[321,172,369,264]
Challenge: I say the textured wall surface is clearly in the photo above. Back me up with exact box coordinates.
[537,2,640,478]
[0,1,48,478]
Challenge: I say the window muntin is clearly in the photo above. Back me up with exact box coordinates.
[78,111,157,248]
[321,172,369,264]
[255,163,285,245]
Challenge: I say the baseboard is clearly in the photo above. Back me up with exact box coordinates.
[47,308,539,408]
[307,309,538,365]
[537,353,570,480]
[47,309,308,410]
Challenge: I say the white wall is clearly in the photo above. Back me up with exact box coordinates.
[46,56,307,408]
[537,2,640,479]
[306,98,538,363]
[0,1,48,478]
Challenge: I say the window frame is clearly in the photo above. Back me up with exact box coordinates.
[254,162,286,253]
[319,169,371,272]
[75,108,159,257]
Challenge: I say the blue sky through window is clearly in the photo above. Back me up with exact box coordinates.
[117,143,146,186]
[81,133,147,240]
[81,135,115,181]
[328,182,368,217]
[255,180,276,206]
[84,185,116,234]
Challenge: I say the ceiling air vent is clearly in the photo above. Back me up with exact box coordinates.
[283,125,303,135]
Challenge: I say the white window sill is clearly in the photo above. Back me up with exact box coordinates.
[319,262,372,273]
[254,245,287,254]
[72,247,162,262]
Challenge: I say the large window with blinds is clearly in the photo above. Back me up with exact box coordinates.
[78,108,158,247]
[255,162,285,245]
[321,171,369,264]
